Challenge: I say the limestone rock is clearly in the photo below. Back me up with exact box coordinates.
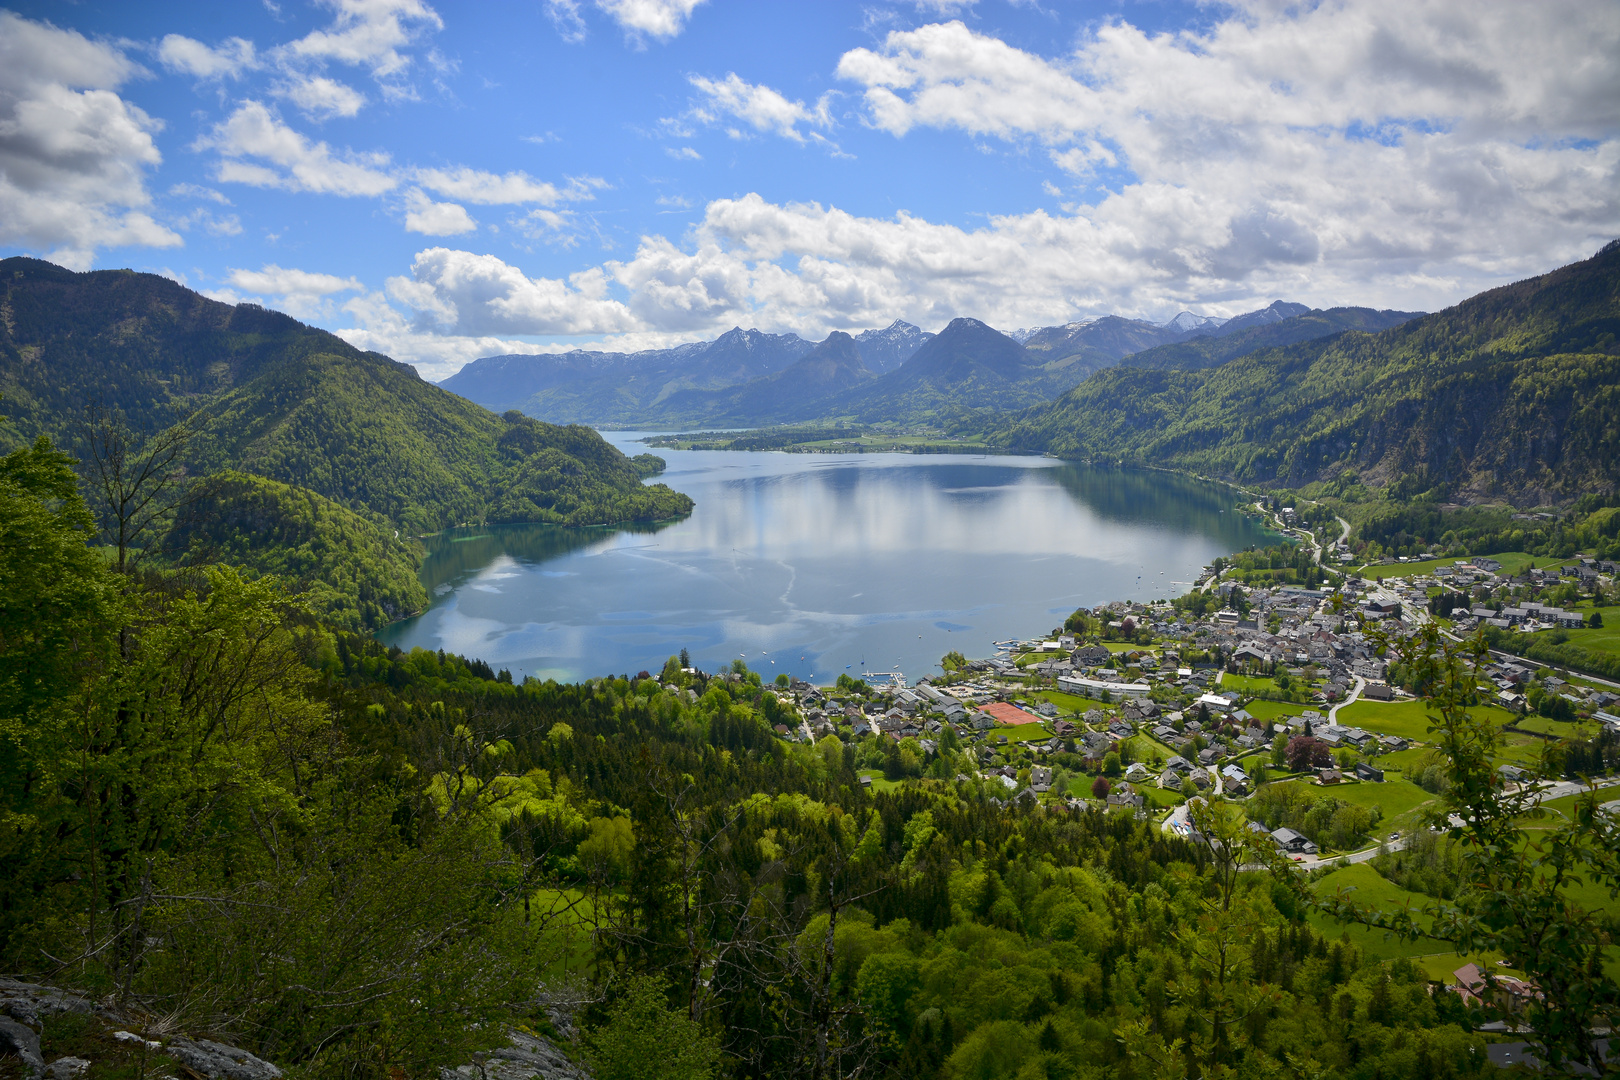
[441,1029,591,1080]
[165,1036,283,1080]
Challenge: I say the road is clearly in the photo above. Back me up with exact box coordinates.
[1328,675,1366,723]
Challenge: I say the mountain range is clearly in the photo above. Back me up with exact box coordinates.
[443,301,1423,427]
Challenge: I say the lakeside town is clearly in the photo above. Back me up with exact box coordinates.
[727,501,1620,870]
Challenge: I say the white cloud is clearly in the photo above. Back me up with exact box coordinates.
[283,0,442,79]
[686,73,833,143]
[403,189,477,234]
[543,0,589,44]
[199,100,397,196]
[545,0,705,44]
[384,247,637,336]
[0,12,181,269]
[666,146,701,161]
[275,74,366,119]
[227,262,365,319]
[412,166,603,205]
[169,182,232,204]
[158,34,258,79]
[596,0,705,41]
[826,6,1619,294]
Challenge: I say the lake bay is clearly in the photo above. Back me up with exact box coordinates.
[376,434,1279,683]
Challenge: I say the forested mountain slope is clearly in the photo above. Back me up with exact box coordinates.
[993,241,1620,503]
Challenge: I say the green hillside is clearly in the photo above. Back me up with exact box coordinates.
[163,471,429,632]
[992,241,1620,503]
[0,257,694,621]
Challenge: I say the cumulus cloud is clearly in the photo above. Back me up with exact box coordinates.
[158,34,258,79]
[0,11,181,269]
[199,100,397,195]
[685,73,833,143]
[384,247,637,336]
[831,6,1620,286]
[403,189,477,234]
[545,0,706,44]
[227,262,365,319]
[412,166,604,205]
[274,74,366,119]
[282,0,442,79]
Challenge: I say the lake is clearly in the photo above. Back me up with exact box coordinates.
[375,434,1280,684]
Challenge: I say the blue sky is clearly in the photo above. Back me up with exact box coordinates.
[2,0,1617,379]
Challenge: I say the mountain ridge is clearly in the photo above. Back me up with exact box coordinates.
[990,242,1620,504]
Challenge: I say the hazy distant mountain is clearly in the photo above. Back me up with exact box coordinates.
[441,327,813,423]
[649,331,876,425]
[1121,306,1426,372]
[809,317,1077,424]
[853,320,934,373]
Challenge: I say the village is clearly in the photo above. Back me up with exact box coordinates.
[755,515,1620,870]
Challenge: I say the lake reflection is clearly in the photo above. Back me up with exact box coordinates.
[376,436,1279,683]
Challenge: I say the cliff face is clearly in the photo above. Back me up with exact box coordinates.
[993,241,1620,504]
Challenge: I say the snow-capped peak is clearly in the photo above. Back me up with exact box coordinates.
[1165,311,1228,333]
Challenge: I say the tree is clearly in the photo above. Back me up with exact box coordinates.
[1286,736,1331,772]
[1091,776,1111,799]
[76,405,195,572]
[1591,611,1604,628]
[584,976,722,1080]
[1102,751,1122,776]
[680,647,691,668]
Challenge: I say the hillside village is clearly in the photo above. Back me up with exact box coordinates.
[735,511,1620,863]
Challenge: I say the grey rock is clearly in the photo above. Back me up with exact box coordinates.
[0,1015,44,1076]
[442,1029,590,1080]
[166,1037,283,1080]
[0,980,96,1030]
[46,1057,91,1079]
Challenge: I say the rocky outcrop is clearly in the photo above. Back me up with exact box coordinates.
[0,981,277,1080]
[441,1029,591,1080]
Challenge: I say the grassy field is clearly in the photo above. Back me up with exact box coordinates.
[857,769,903,793]
[1337,698,1441,741]
[1356,551,1560,580]
[1025,689,1093,714]
[1513,715,1598,739]
[1139,783,1183,809]
[1242,699,1309,722]
[1307,863,1448,962]
[1374,746,1440,775]
[1528,604,1620,660]
[1325,780,1438,836]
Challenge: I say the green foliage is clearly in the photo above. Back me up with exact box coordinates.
[583,976,722,1080]
[163,470,429,631]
